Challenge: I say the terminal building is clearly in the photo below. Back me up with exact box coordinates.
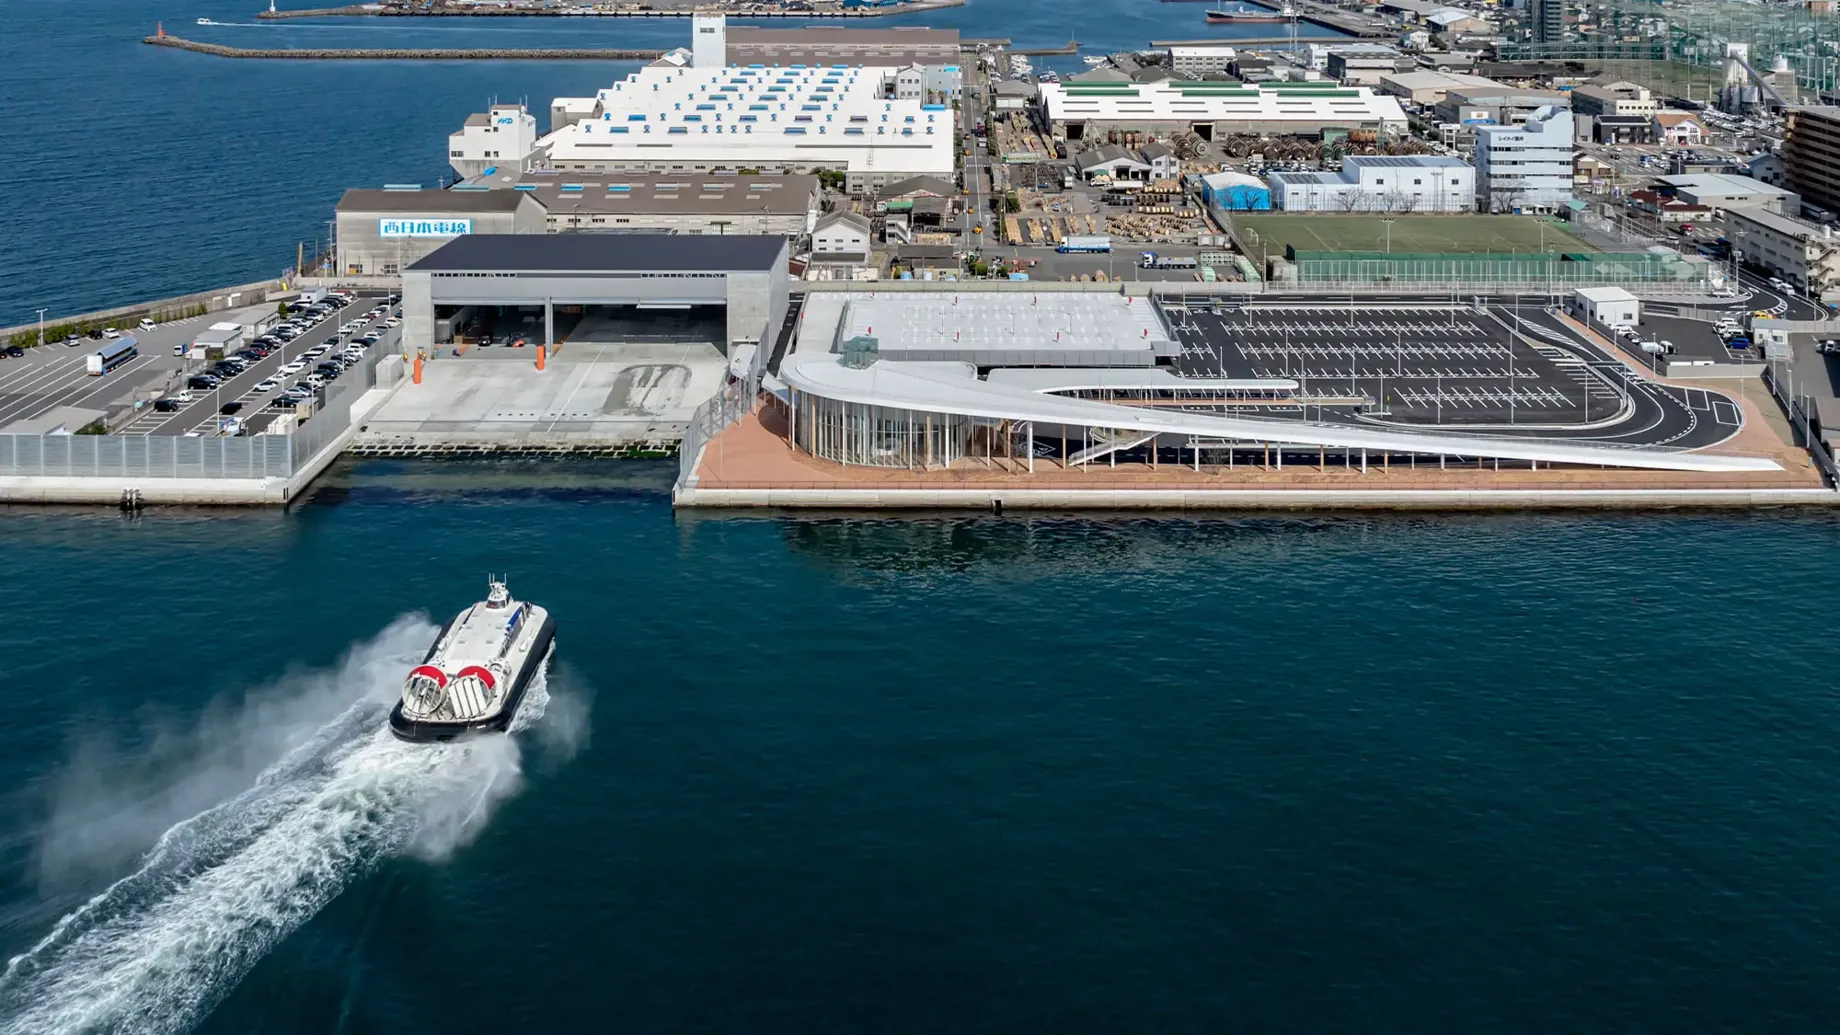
[448,104,541,180]
[1035,80,1408,143]
[401,233,788,378]
[537,61,955,193]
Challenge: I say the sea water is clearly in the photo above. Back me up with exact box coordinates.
[0,459,1838,1032]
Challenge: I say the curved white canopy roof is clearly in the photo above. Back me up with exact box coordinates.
[780,353,1780,474]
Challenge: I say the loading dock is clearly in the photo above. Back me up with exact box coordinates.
[403,234,788,379]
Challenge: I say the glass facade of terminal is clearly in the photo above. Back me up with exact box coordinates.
[788,389,981,468]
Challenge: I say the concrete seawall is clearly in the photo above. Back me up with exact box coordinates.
[254,0,964,18]
[145,35,664,59]
[0,277,290,342]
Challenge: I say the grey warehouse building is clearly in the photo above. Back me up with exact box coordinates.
[403,234,789,377]
[335,188,547,277]
[456,170,822,240]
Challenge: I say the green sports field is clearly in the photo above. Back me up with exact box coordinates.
[1231,214,1599,258]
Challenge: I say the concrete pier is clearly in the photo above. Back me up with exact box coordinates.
[254,0,964,19]
[145,35,665,60]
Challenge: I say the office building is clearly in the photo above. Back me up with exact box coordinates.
[1266,155,1476,212]
[1474,105,1574,212]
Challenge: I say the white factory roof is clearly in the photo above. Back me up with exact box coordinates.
[1039,80,1407,129]
[1573,285,1639,304]
[1657,173,1799,200]
[540,64,954,175]
[780,352,1780,473]
[1379,70,1504,94]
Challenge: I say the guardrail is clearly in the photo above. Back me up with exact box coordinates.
[675,372,759,496]
[1763,360,1839,486]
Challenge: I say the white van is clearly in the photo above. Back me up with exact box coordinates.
[138,318,156,332]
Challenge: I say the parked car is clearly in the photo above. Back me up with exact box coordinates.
[279,360,308,375]
[187,375,221,390]
[252,378,279,393]
[219,401,244,415]
[153,399,182,412]
[3,345,22,358]
[303,344,330,358]
[102,327,119,339]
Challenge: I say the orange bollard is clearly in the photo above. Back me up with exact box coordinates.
[536,344,546,371]
[413,353,423,384]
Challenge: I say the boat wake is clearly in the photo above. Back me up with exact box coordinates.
[0,616,570,1035]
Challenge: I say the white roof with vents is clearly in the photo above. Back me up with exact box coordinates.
[540,63,953,176]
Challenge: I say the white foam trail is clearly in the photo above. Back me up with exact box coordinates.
[0,624,574,1035]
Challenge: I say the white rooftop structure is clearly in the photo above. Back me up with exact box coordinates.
[1038,80,1408,132]
[538,63,954,192]
[835,294,1177,366]
[779,352,1781,473]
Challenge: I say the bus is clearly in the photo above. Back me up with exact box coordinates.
[86,336,138,376]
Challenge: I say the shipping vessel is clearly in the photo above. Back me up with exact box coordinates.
[390,578,556,742]
[1205,5,1290,21]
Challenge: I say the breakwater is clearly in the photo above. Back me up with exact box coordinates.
[145,35,665,59]
[255,0,965,18]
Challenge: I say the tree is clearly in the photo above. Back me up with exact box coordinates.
[1004,190,1021,214]
[814,168,846,191]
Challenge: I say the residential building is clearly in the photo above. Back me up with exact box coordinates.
[813,211,874,258]
[1784,105,1840,215]
[1653,111,1706,147]
[1724,206,1840,295]
[1266,155,1476,212]
[537,64,955,195]
[1474,105,1574,212]
[1528,0,1563,44]
[1748,152,1786,188]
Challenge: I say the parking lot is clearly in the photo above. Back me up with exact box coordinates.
[1159,302,1604,425]
[117,293,397,437]
[0,317,216,431]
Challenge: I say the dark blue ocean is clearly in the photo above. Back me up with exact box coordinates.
[0,459,1839,1033]
[0,0,1344,324]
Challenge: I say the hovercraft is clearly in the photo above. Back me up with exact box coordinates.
[390,578,556,742]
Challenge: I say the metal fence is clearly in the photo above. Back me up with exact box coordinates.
[0,433,293,479]
[675,369,760,493]
[288,327,399,469]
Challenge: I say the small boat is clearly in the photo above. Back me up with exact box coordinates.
[390,578,556,743]
[1082,55,1108,67]
[196,17,216,24]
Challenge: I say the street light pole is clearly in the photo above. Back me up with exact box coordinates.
[36,308,46,348]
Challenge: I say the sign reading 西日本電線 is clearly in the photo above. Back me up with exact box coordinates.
[378,218,473,238]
